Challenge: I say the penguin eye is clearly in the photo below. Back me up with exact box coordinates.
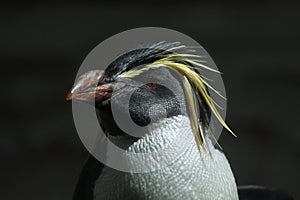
[146,83,158,89]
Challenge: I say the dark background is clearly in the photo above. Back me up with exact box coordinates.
[1,1,299,199]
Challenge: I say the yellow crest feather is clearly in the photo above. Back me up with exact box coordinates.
[118,49,236,148]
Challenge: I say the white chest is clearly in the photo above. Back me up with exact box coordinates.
[94,116,238,200]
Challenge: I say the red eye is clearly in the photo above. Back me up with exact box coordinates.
[146,83,158,89]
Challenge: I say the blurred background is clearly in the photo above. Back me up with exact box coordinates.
[1,1,299,199]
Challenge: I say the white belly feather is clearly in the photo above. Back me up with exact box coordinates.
[94,115,238,200]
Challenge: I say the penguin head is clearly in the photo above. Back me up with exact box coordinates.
[67,42,232,147]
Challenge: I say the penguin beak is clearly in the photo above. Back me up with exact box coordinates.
[66,70,115,103]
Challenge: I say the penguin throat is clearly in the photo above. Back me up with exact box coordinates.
[107,115,202,154]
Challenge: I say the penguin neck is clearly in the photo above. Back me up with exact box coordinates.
[107,115,209,157]
[104,115,205,172]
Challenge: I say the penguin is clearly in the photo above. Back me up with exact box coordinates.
[67,42,293,200]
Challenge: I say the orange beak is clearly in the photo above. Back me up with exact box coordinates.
[66,70,114,103]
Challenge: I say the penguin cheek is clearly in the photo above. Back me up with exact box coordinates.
[128,85,182,128]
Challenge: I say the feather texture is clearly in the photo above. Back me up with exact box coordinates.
[93,115,238,200]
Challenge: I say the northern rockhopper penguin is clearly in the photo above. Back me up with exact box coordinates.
[66,42,293,200]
